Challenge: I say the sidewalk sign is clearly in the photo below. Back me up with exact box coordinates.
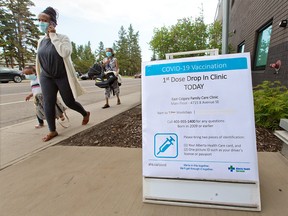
[142,51,261,211]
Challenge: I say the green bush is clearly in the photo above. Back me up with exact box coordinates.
[253,81,288,130]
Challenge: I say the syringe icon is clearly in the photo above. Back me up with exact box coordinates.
[157,136,175,155]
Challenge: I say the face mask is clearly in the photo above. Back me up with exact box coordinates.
[106,52,112,57]
[39,22,49,33]
[25,74,37,80]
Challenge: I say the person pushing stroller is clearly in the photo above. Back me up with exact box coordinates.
[101,48,121,109]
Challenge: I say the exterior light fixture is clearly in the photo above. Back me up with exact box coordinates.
[269,60,281,74]
[279,19,287,27]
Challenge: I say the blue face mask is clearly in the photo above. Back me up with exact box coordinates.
[25,74,37,80]
[39,22,49,33]
[106,52,112,57]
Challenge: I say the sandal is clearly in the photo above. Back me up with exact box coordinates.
[82,111,90,125]
[102,104,110,109]
[117,99,121,105]
[42,131,58,142]
[35,124,44,129]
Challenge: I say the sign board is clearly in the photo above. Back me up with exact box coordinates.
[142,53,261,211]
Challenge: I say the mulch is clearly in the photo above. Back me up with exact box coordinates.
[58,105,283,152]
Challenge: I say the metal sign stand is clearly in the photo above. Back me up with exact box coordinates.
[142,49,261,211]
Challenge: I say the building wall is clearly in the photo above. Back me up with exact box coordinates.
[228,0,288,87]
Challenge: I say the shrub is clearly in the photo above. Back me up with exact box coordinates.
[253,81,288,130]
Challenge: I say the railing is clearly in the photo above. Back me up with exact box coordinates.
[274,119,288,159]
[165,49,219,60]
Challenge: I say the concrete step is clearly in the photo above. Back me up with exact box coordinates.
[274,130,288,159]
[280,119,288,131]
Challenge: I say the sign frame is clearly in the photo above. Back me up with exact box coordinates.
[142,50,261,211]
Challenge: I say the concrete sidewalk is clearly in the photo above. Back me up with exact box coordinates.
[0,91,141,169]
[0,148,288,215]
[1,90,288,215]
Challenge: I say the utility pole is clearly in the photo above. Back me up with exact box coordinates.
[222,0,230,54]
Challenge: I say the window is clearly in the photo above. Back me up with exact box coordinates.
[254,22,272,69]
[237,41,245,53]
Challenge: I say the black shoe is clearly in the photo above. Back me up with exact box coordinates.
[102,104,110,109]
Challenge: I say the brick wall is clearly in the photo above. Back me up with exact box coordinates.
[228,0,288,87]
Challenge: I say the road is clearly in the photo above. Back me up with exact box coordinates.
[0,78,141,128]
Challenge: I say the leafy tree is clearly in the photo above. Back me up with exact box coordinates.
[0,0,40,69]
[207,20,222,52]
[150,15,208,60]
[149,7,228,60]
[149,26,171,60]
[72,41,95,74]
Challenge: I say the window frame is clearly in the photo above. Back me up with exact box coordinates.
[253,20,273,70]
[237,41,245,53]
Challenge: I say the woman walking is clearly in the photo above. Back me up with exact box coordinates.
[36,7,90,142]
[102,48,121,108]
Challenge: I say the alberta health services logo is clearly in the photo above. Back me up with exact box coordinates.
[228,165,251,173]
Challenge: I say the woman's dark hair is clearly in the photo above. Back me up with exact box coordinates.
[24,65,36,73]
[42,7,58,25]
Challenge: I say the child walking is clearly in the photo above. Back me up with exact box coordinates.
[23,66,67,128]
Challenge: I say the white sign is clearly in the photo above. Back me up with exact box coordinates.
[142,53,259,182]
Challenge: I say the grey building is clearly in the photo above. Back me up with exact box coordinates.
[217,0,288,87]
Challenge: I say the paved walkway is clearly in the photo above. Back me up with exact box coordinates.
[1,91,288,215]
[0,91,141,169]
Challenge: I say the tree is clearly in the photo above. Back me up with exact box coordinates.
[149,26,171,60]
[115,26,129,75]
[95,41,105,62]
[115,25,141,76]
[72,41,95,74]
[0,0,40,69]
[149,15,208,60]
[207,20,222,53]
[126,24,141,74]
[71,41,78,63]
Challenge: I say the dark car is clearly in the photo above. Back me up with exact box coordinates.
[134,73,141,78]
[0,67,25,83]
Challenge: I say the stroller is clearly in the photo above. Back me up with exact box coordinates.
[91,63,119,89]
[88,63,103,80]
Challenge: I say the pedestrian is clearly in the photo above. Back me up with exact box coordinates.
[102,48,121,109]
[23,66,66,128]
[36,6,90,142]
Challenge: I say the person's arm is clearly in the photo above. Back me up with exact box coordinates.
[25,93,33,101]
[103,57,110,66]
[35,37,44,78]
[49,33,72,58]
[115,59,119,75]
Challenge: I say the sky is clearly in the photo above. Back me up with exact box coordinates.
[30,0,220,62]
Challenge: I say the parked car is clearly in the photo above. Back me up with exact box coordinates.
[134,73,141,78]
[0,67,25,83]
